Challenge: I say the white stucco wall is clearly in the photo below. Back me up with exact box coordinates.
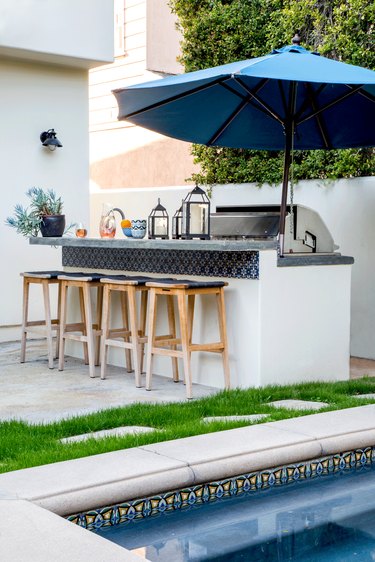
[0,59,90,342]
[212,178,375,360]
[90,176,374,361]
[0,0,113,68]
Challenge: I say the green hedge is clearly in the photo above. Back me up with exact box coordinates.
[169,0,375,185]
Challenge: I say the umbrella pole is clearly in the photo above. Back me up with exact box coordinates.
[278,127,292,257]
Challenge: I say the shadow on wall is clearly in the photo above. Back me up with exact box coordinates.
[90,138,199,189]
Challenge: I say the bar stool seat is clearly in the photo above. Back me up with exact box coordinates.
[100,275,178,387]
[58,272,105,378]
[20,270,65,369]
[145,279,230,399]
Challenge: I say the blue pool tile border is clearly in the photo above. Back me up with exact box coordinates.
[67,446,375,531]
[62,247,259,280]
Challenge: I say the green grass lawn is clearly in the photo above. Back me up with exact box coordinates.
[1,378,375,474]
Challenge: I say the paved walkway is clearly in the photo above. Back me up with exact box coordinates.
[0,340,217,424]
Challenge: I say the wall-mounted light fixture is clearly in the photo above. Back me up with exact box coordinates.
[40,129,62,151]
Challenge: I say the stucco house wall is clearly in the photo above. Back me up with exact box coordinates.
[0,0,113,343]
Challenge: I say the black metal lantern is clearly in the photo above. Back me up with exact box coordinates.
[148,198,169,239]
[172,202,183,240]
[181,185,210,240]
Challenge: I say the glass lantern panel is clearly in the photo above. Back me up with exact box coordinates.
[190,203,209,234]
[154,217,168,236]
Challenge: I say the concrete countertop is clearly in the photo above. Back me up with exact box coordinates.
[29,236,277,252]
[29,237,354,266]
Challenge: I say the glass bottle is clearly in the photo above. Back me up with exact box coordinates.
[99,203,116,239]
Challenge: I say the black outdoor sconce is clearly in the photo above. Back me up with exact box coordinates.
[181,184,210,240]
[172,202,183,240]
[148,198,169,239]
[40,129,63,151]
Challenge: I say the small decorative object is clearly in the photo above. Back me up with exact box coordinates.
[131,219,147,239]
[5,187,66,237]
[40,129,62,151]
[181,184,210,240]
[148,198,169,239]
[121,218,133,237]
[172,202,183,240]
[75,222,87,238]
[99,204,125,239]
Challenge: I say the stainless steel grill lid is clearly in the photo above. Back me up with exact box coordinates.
[210,205,337,254]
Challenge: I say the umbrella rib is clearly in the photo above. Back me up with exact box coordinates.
[223,78,280,121]
[206,78,274,145]
[233,77,284,125]
[294,84,327,122]
[122,76,231,119]
[206,98,249,146]
[347,84,375,104]
[305,83,331,149]
[297,84,364,126]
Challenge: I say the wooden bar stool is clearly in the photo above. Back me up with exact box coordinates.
[58,272,104,378]
[20,271,65,369]
[145,279,230,399]
[99,275,178,387]
[99,275,151,387]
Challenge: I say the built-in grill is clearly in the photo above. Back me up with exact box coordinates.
[210,205,338,254]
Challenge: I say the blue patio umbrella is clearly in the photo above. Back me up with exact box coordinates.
[113,36,375,254]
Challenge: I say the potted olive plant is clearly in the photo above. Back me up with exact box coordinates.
[5,187,66,237]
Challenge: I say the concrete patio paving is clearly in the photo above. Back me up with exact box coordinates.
[0,339,217,424]
[1,339,374,425]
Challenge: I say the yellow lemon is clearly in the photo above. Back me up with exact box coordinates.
[121,219,131,228]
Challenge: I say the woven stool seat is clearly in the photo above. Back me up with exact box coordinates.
[22,270,65,279]
[146,279,226,289]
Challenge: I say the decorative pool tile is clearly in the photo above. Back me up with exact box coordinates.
[67,446,375,532]
[62,247,259,280]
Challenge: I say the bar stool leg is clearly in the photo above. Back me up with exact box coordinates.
[58,281,68,371]
[145,289,157,391]
[55,282,61,360]
[177,291,193,399]
[82,283,96,378]
[95,286,103,367]
[120,292,133,373]
[167,295,179,383]
[20,278,29,364]
[187,294,195,384]
[79,287,89,365]
[217,288,231,389]
[139,290,148,374]
[100,284,111,380]
[42,279,54,369]
[128,286,141,388]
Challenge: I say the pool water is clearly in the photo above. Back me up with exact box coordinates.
[95,467,375,561]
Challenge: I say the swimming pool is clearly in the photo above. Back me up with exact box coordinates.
[95,466,375,561]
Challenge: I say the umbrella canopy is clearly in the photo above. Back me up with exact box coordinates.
[113,38,375,254]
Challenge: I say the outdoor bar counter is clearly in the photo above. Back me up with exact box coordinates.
[30,236,354,389]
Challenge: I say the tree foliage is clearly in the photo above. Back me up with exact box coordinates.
[169,0,375,185]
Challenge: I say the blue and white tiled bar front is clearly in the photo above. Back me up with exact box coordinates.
[29,237,354,388]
